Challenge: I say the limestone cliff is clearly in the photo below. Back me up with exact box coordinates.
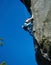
[31,0,51,64]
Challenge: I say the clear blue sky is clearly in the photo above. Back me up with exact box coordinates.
[0,0,37,65]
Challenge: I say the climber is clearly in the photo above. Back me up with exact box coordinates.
[22,16,34,36]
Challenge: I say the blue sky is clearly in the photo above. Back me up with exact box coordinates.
[0,0,37,65]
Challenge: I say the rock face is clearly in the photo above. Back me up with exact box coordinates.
[20,0,51,65]
[31,0,51,47]
[31,0,51,65]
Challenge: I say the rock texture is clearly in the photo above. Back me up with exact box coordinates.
[31,0,51,65]
[31,0,51,46]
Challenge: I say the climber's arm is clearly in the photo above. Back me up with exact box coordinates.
[25,16,34,23]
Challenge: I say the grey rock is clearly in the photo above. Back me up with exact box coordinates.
[31,0,51,64]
